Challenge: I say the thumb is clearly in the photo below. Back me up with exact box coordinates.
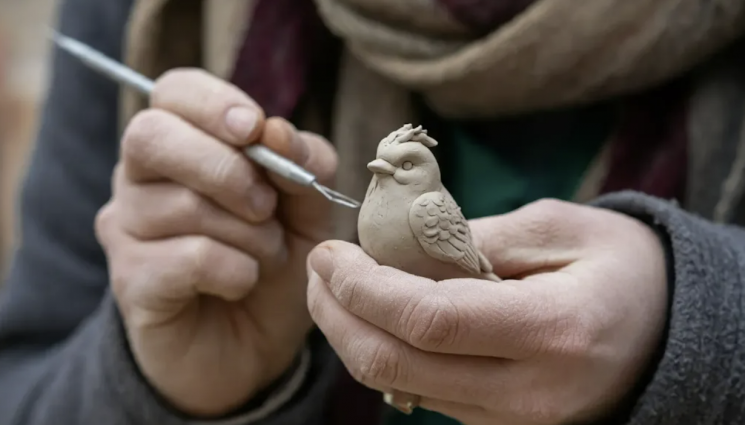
[257,117,338,242]
[469,199,593,278]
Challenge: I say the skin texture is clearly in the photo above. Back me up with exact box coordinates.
[309,199,668,425]
[357,125,499,282]
[94,68,338,418]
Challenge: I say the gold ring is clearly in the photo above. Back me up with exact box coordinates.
[383,390,421,414]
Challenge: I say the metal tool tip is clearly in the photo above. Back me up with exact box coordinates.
[312,182,361,209]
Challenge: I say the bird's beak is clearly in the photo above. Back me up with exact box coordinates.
[367,159,396,175]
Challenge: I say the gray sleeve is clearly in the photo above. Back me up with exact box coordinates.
[0,0,339,424]
[591,191,745,425]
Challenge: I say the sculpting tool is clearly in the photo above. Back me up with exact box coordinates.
[49,30,361,209]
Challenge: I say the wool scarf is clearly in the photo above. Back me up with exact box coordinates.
[227,0,745,219]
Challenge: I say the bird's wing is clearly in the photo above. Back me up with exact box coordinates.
[409,191,482,275]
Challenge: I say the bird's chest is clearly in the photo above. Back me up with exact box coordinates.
[357,191,423,270]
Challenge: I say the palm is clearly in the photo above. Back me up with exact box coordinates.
[123,122,337,415]
[130,232,317,415]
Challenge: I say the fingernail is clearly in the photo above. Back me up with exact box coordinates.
[308,245,334,280]
[225,106,258,141]
[292,131,311,165]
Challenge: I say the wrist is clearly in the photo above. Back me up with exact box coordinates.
[209,346,311,421]
[580,215,675,425]
[612,220,674,419]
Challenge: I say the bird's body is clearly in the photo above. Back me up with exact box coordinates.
[358,178,431,276]
[358,124,500,282]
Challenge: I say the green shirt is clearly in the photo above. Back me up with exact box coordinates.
[383,103,615,425]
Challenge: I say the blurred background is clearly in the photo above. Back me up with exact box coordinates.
[0,0,56,275]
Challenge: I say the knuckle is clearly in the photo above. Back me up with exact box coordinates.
[121,109,169,161]
[538,299,594,358]
[353,341,405,387]
[332,267,361,310]
[153,68,249,110]
[93,201,115,235]
[94,203,117,245]
[210,151,252,191]
[529,198,568,215]
[405,294,460,350]
[173,188,210,225]
[222,260,260,301]
[526,198,568,224]
[109,255,163,323]
[519,198,570,246]
[515,291,581,357]
[107,249,140,306]
[556,313,595,358]
[156,67,210,92]
[330,256,378,313]
[132,188,207,238]
[198,85,239,131]
[514,306,553,356]
[181,236,216,281]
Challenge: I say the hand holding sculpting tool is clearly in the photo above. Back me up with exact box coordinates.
[50,30,361,209]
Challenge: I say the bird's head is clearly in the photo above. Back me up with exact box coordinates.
[366,124,442,196]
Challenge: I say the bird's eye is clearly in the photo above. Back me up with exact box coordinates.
[402,161,413,170]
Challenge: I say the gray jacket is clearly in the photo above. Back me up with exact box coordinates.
[0,0,743,424]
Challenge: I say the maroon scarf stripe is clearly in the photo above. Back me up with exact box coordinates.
[230,0,320,118]
[600,85,689,201]
[229,0,541,118]
[438,0,537,33]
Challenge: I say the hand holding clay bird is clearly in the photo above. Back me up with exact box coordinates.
[358,124,500,282]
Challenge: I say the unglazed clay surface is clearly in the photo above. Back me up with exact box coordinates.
[358,124,500,282]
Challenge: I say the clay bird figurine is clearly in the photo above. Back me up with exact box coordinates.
[358,124,500,282]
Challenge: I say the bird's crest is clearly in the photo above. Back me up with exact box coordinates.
[379,124,438,149]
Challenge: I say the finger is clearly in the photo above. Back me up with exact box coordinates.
[120,108,277,223]
[104,232,260,316]
[113,176,287,269]
[259,117,339,241]
[309,241,578,359]
[469,199,595,277]
[258,118,311,193]
[151,68,264,146]
[258,118,336,193]
[307,268,511,409]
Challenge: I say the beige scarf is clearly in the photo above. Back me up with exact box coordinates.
[317,0,745,117]
[319,0,745,240]
[121,0,745,241]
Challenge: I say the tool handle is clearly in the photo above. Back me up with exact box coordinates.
[244,144,316,186]
[52,32,328,192]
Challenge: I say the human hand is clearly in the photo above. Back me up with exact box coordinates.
[95,69,337,417]
[307,199,668,425]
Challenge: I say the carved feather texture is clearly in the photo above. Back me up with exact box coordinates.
[409,192,482,275]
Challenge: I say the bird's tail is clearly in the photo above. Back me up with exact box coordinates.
[483,272,501,282]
